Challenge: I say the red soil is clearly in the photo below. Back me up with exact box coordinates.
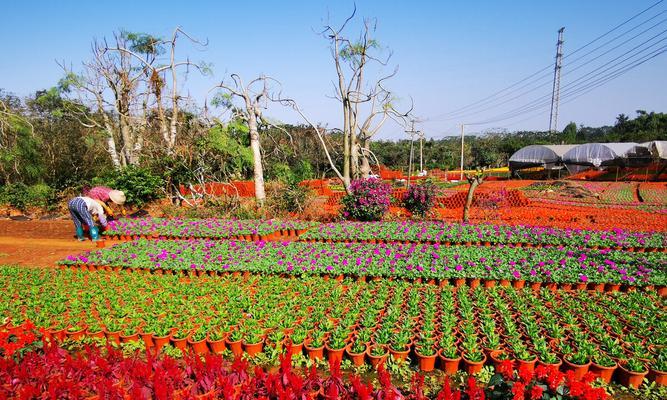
[0,220,96,266]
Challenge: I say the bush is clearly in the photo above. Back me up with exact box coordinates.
[100,166,164,207]
[266,181,313,215]
[0,183,58,211]
[342,178,391,221]
[403,181,438,217]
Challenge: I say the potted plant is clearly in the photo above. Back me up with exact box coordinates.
[346,339,367,366]
[188,326,209,354]
[619,358,649,388]
[287,327,307,358]
[103,317,123,345]
[171,327,190,351]
[647,349,667,386]
[367,344,388,369]
[462,337,487,375]
[563,350,592,380]
[489,349,511,370]
[388,329,411,362]
[305,329,325,361]
[590,352,617,384]
[66,321,87,341]
[531,336,558,366]
[85,320,105,339]
[415,336,438,372]
[325,326,348,364]
[439,337,461,374]
[512,342,537,373]
[207,327,227,354]
[226,328,244,357]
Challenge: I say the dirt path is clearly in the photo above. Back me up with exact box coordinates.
[0,219,97,266]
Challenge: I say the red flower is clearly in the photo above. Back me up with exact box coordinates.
[512,382,526,400]
[530,384,544,399]
[498,359,514,379]
[518,364,534,383]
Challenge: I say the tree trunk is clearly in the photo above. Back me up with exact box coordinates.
[342,101,351,193]
[463,176,483,223]
[248,111,265,205]
[104,128,122,169]
[351,135,360,179]
[360,139,372,178]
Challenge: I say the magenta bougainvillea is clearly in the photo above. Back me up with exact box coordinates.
[342,178,392,221]
[403,181,438,217]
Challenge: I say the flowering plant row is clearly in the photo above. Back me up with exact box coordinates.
[2,266,664,388]
[103,218,319,239]
[435,201,667,233]
[61,239,666,285]
[0,327,611,400]
[300,221,666,250]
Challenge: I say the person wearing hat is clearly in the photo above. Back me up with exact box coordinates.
[68,196,109,241]
[83,186,127,218]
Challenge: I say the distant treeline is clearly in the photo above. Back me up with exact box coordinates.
[370,111,667,171]
[0,85,664,193]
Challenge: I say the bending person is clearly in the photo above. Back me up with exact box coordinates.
[68,196,108,241]
[83,186,126,218]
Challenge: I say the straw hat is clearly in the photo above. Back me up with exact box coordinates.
[109,190,126,205]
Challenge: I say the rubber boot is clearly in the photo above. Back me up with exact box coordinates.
[75,227,86,241]
[90,226,100,241]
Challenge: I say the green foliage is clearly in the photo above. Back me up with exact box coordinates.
[0,183,58,211]
[268,163,294,183]
[200,123,253,178]
[98,166,164,207]
[121,31,164,55]
[0,99,43,185]
[267,182,313,215]
[562,121,577,143]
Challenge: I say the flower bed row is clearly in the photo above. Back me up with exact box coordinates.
[0,328,612,400]
[1,266,665,388]
[60,239,667,286]
[103,218,319,239]
[299,221,666,251]
[435,202,667,233]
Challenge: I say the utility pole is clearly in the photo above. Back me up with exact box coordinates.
[549,27,565,132]
[419,131,424,173]
[406,120,419,188]
[459,123,465,181]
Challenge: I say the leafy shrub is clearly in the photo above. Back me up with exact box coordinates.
[268,162,294,184]
[99,166,164,207]
[403,181,438,217]
[266,181,313,215]
[342,178,391,221]
[0,183,58,211]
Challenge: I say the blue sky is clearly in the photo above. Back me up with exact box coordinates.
[1,0,665,139]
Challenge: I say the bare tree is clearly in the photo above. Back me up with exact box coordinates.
[211,74,281,206]
[59,28,209,167]
[106,27,209,155]
[463,169,485,223]
[320,7,412,190]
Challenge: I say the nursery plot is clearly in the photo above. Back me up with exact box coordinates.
[1,266,664,384]
[59,239,667,286]
[103,218,319,239]
[299,221,666,250]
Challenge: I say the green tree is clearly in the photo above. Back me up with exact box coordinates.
[562,122,577,144]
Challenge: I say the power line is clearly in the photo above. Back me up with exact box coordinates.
[429,12,667,122]
[469,44,667,127]
[427,0,665,121]
[465,33,667,125]
[499,45,667,130]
